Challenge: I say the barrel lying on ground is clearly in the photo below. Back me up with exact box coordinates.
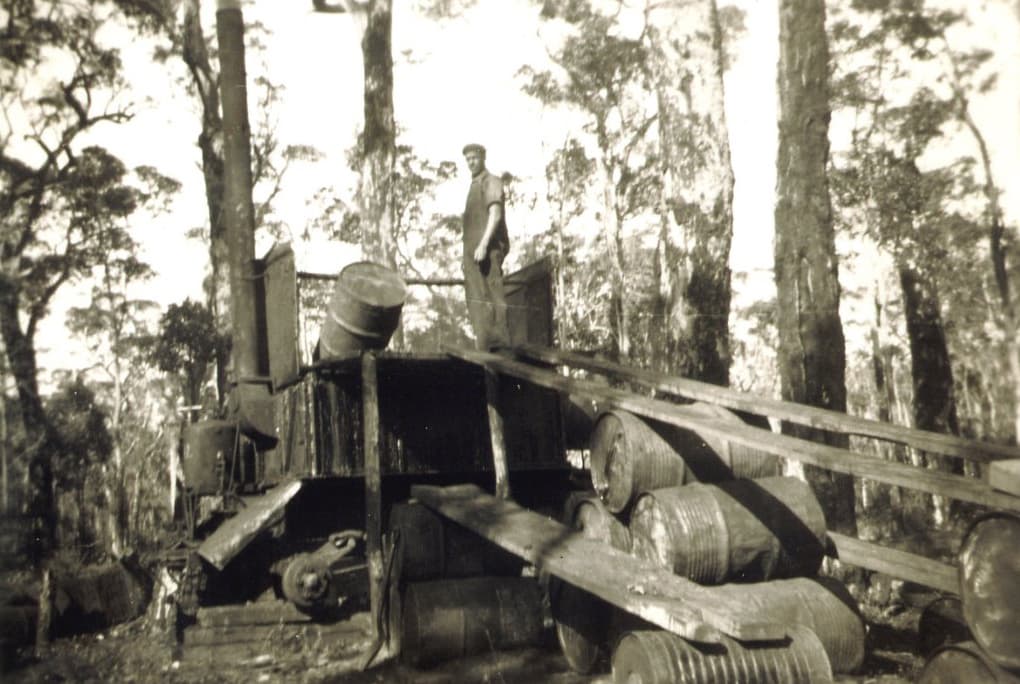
[318,261,407,357]
[708,576,866,674]
[629,476,827,584]
[611,625,833,684]
[553,493,632,673]
[400,577,546,667]
[917,641,1020,683]
[958,512,1020,672]
[589,405,780,513]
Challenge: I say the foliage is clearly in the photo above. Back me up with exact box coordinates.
[151,299,228,416]
[46,377,113,493]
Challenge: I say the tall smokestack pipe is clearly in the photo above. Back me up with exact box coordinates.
[216,0,274,445]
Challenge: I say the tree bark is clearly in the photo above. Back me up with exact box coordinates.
[0,290,56,560]
[359,0,397,269]
[646,0,734,385]
[775,0,856,535]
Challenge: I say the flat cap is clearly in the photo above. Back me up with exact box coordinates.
[462,143,486,155]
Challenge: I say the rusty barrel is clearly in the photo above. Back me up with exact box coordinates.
[553,494,631,673]
[670,402,781,481]
[629,476,827,584]
[400,577,545,667]
[959,512,1020,672]
[318,261,407,357]
[182,419,237,495]
[388,502,520,581]
[611,625,833,684]
[589,410,686,513]
[564,491,631,552]
[919,596,971,656]
[918,641,1020,683]
[710,576,865,674]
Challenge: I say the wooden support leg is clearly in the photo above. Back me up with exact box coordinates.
[361,352,384,639]
[485,367,511,499]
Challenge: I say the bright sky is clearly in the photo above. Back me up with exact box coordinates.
[30,0,1020,380]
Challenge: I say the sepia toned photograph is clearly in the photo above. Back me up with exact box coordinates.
[1,0,1018,681]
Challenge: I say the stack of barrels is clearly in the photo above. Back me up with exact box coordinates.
[917,512,1020,683]
[554,403,867,683]
[387,501,547,667]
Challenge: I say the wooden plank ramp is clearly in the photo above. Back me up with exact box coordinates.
[517,344,1020,464]
[410,483,787,644]
[444,347,1020,515]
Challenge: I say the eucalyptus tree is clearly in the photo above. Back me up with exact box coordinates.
[0,0,147,557]
[775,0,855,535]
[521,3,658,361]
[644,0,734,384]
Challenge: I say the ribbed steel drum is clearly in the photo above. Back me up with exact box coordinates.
[629,476,827,583]
[959,512,1020,672]
[918,641,1020,683]
[589,410,686,513]
[400,577,545,667]
[918,596,971,657]
[318,261,407,357]
[708,576,865,674]
[611,625,833,684]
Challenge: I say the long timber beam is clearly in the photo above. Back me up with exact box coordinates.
[444,346,1020,515]
[516,344,1020,465]
[411,483,786,643]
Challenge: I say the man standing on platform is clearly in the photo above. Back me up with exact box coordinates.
[461,143,511,350]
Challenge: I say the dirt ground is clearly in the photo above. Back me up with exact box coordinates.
[3,588,927,684]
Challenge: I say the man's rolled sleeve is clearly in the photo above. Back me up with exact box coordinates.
[483,174,504,208]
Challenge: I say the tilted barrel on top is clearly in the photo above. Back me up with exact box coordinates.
[629,476,828,584]
[318,261,407,358]
[958,512,1020,672]
[611,625,834,684]
[589,405,780,513]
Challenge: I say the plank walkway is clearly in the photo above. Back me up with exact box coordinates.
[411,483,787,643]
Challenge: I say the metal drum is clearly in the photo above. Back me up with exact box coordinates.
[589,410,686,513]
[611,625,833,684]
[554,494,631,673]
[400,577,545,667]
[388,502,520,580]
[629,476,827,584]
[564,491,631,552]
[551,579,611,674]
[710,576,865,674]
[959,512,1020,671]
[673,402,781,481]
[919,596,971,657]
[918,641,1020,683]
[318,261,407,357]
[182,419,237,495]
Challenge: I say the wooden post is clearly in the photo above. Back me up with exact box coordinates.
[34,567,51,656]
[484,368,510,499]
[362,352,384,637]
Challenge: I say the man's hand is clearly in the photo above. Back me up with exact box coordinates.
[473,242,488,263]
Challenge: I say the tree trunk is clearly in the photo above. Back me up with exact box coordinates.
[774,0,856,535]
[359,0,397,270]
[899,265,962,525]
[0,291,56,560]
[646,0,734,385]
[598,155,630,361]
[181,0,230,405]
